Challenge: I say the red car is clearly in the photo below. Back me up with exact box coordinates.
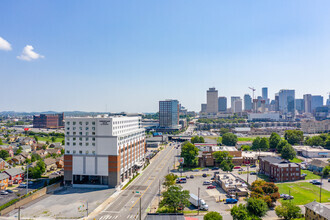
[207,185,216,189]
[234,166,241,169]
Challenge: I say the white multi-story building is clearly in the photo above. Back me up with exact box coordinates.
[207,88,218,114]
[64,115,145,188]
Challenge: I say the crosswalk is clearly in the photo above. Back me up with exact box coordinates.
[99,214,137,219]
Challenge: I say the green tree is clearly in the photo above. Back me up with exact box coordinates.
[160,185,190,213]
[0,138,3,145]
[221,133,237,146]
[34,135,39,143]
[204,211,223,220]
[241,145,251,151]
[277,140,288,153]
[163,173,178,188]
[281,144,296,160]
[275,201,302,220]
[51,136,56,143]
[250,180,280,208]
[230,204,252,220]
[246,197,268,218]
[61,148,65,155]
[61,139,65,145]
[191,136,205,144]
[269,133,281,150]
[15,146,23,155]
[284,130,303,145]
[180,142,199,167]
[220,128,230,136]
[259,137,269,151]
[213,151,234,171]
[305,136,324,147]
[252,137,261,151]
[0,150,9,160]
[322,165,330,177]
[325,136,330,149]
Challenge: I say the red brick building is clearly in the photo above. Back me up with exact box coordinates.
[33,113,64,129]
[3,168,25,184]
[259,156,302,182]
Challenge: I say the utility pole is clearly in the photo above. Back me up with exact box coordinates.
[26,163,30,195]
[289,189,291,203]
[86,201,88,217]
[197,187,200,215]
[139,197,142,220]
[320,174,323,203]
[18,206,21,220]
[247,164,249,184]
[159,179,161,205]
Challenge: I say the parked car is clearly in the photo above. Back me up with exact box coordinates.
[202,173,207,177]
[176,178,187,183]
[19,183,27,188]
[202,168,209,171]
[226,198,238,204]
[6,189,13,193]
[0,191,8,195]
[314,181,322,185]
[212,167,219,170]
[283,195,294,200]
[250,165,257,168]
[207,185,216,189]
[250,172,257,175]
[211,177,215,180]
[203,181,212,185]
[301,174,307,177]
[328,179,330,182]
[280,194,288,198]
[186,176,190,179]
[190,175,194,179]
[193,169,199,172]
[234,166,241,169]
[238,168,244,171]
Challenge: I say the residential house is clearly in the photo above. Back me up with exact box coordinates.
[0,158,10,170]
[20,145,32,153]
[0,145,15,157]
[32,143,45,151]
[32,150,48,159]
[3,168,24,184]
[47,148,62,156]
[8,155,26,165]
[19,152,31,160]
[259,156,302,182]
[49,142,62,148]
[56,156,64,169]
[235,141,253,150]
[308,159,329,174]
[0,173,9,189]
[44,158,57,172]
[305,201,330,220]
[20,137,34,145]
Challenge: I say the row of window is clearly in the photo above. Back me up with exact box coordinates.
[66,150,96,154]
[67,121,96,126]
[67,127,96,131]
[66,132,96,135]
[66,142,96,146]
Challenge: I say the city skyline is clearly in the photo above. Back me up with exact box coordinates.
[1,1,330,112]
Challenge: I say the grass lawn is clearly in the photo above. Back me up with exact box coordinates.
[301,170,321,180]
[257,174,270,182]
[33,136,64,143]
[217,136,256,143]
[290,158,303,163]
[277,182,330,205]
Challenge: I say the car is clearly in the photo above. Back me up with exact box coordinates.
[250,172,257,175]
[202,168,209,171]
[314,181,322,185]
[203,181,211,185]
[6,189,13,193]
[250,165,257,168]
[211,177,215,180]
[212,167,219,170]
[193,169,199,172]
[283,195,294,200]
[310,180,318,184]
[226,198,238,204]
[176,178,187,183]
[238,168,244,171]
[202,173,207,177]
[328,179,330,182]
[0,191,8,195]
[19,183,27,188]
[207,185,216,189]
[234,166,241,169]
[190,175,194,179]
[301,174,307,177]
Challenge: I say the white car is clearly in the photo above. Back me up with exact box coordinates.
[0,191,8,195]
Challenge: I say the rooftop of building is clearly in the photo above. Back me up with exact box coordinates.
[304,201,330,219]
[292,145,330,152]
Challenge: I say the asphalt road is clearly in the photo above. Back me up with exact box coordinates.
[96,143,179,220]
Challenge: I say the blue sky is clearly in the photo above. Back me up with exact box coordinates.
[0,1,330,112]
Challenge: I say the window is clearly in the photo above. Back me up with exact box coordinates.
[92,143,95,146]
[73,122,76,125]
[79,150,82,154]
[86,137,89,141]
[92,151,95,154]
[73,137,76,141]
[92,122,95,125]
[79,137,82,141]
[73,142,76,146]
[66,142,70,146]
[73,150,76,154]
[86,122,89,125]
[86,132,89,135]
[79,132,82,135]
[73,127,76,130]
[86,127,89,130]
[66,150,70,154]
[79,122,82,125]
[79,127,82,130]
[92,127,95,131]
[92,138,95,141]
[92,132,95,135]
[73,132,76,135]
[66,122,70,125]
[79,143,82,146]
[66,132,69,135]
[86,143,89,146]
[86,151,89,154]
[66,127,70,130]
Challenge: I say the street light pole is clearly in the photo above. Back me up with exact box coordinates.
[197,187,200,215]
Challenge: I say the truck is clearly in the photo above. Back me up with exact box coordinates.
[189,194,209,210]
[226,198,238,204]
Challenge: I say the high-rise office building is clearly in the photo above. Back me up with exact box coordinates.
[231,96,240,112]
[233,99,243,113]
[159,99,179,129]
[33,113,64,129]
[244,94,252,111]
[279,89,295,116]
[262,87,269,104]
[218,97,227,112]
[207,88,218,114]
[304,94,312,113]
[64,115,145,188]
[201,104,207,113]
[311,95,324,112]
[327,94,330,106]
[295,99,304,113]
[275,93,279,112]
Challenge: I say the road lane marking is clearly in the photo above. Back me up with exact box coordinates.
[129,145,175,210]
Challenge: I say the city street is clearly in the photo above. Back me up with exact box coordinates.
[96,143,180,220]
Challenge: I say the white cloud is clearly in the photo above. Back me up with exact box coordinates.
[0,37,12,51]
[17,45,44,61]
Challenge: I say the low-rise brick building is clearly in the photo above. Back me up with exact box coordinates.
[4,168,25,185]
[259,156,302,182]
[304,201,330,220]
[0,173,9,189]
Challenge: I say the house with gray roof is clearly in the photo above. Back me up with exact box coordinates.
[305,201,330,220]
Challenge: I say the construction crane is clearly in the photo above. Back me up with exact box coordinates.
[248,87,256,99]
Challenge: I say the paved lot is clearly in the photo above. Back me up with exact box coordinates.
[3,187,116,219]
